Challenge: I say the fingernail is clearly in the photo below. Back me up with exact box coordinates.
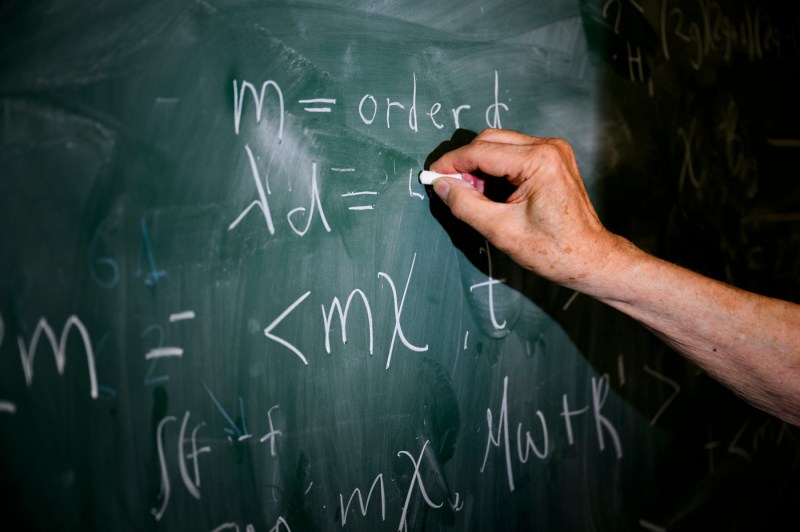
[432,178,450,204]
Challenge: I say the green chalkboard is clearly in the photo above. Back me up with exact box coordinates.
[1,1,799,530]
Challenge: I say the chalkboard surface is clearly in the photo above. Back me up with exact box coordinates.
[1,1,799,530]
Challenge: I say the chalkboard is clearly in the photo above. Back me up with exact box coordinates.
[1,1,799,530]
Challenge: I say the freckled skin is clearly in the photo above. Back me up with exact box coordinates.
[431,128,800,426]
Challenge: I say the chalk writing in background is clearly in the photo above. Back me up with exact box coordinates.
[1,1,799,530]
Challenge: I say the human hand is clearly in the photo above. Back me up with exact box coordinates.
[433,130,800,427]
[429,128,625,291]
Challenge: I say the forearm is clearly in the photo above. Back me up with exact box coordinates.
[428,128,800,424]
[583,237,800,425]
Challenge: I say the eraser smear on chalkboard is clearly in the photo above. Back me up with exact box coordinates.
[419,170,464,185]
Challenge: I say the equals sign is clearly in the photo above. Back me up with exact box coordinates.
[341,191,378,211]
[299,98,336,113]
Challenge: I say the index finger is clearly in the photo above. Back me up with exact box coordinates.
[429,139,539,187]
[473,128,538,145]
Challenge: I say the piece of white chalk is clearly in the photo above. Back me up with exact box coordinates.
[418,170,464,185]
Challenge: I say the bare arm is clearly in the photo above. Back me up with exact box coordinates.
[430,128,800,425]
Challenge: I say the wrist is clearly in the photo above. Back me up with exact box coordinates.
[570,233,649,304]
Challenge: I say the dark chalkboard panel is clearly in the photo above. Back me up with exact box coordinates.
[1,1,799,530]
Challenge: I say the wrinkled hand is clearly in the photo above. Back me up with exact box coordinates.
[429,128,624,290]
[432,129,800,427]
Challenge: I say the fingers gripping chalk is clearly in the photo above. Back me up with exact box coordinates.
[419,170,464,185]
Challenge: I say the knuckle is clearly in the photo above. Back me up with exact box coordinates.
[470,138,495,155]
[536,143,562,165]
[476,127,500,139]
[548,138,575,158]
[537,139,574,165]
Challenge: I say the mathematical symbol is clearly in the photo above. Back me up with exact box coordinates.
[263,291,311,365]
[169,310,196,322]
[341,191,378,211]
[203,382,252,440]
[145,347,184,359]
[143,310,196,368]
[299,98,336,113]
[137,217,167,286]
[260,404,283,456]
[398,440,444,531]
[469,244,508,330]
[562,290,579,310]
[643,364,680,426]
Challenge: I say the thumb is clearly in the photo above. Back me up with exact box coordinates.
[432,177,508,238]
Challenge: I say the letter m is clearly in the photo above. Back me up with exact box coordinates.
[339,474,385,526]
[321,290,373,355]
[232,79,284,139]
[17,316,98,399]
